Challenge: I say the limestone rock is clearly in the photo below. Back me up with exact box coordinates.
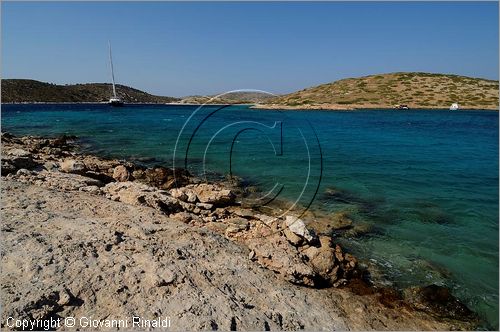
[192,183,235,206]
[225,225,243,237]
[170,212,194,223]
[204,221,230,234]
[318,235,333,248]
[103,181,182,214]
[80,155,121,173]
[302,246,320,261]
[169,187,198,203]
[16,168,32,176]
[186,190,198,203]
[299,235,357,286]
[43,161,58,171]
[57,289,72,306]
[60,159,86,174]
[112,165,130,182]
[285,216,317,243]
[79,185,101,194]
[283,228,303,246]
[150,269,177,287]
[310,247,337,277]
[196,202,214,210]
[1,149,37,174]
[225,217,249,231]
[247,233,317,287]
[169,188,188,201]
[137,167,191,190]
[132,169,145,181]
[255,214,277,226]
[82,170,115,184]
[228,207,255,218]
[145,167,172,187]
[6,148,31,157]
[10,170,102,192]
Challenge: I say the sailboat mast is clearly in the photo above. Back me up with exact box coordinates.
[108,41,117,98]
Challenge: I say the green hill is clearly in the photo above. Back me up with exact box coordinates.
[1,79,179,103]
[257,72,499,110]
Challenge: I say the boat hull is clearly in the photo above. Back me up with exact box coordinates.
[108,100,124,107]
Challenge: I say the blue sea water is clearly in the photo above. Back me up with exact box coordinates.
[2,103,498,328]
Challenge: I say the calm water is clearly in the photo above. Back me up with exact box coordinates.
[2,104,498,328]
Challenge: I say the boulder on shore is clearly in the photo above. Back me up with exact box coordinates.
[112,165,130,182]
[247,233,317,287]
[133,167,191,190]
[60,159,86,174]
[103,181,183,214]
[1,148,37,175]
[285,216,317,243]
[192,183,235,207]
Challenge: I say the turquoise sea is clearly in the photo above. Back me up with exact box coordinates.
[2,104,498,328]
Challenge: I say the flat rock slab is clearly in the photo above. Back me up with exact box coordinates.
[0,180,465,331]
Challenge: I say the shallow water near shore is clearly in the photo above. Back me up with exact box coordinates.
[2,103,498,328]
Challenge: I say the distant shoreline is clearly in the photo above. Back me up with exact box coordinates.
[4,73,498,109]
[0,102,252,106]
[251,104,499,111]
[2,101,498,111]
[1,101,171,105]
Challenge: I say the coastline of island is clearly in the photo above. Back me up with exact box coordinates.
[3,72,498,111]
[250,103,499,111]
[2,101,498,111]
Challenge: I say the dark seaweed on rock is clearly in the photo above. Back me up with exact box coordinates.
[404,285,477,322]
[321,186,382,216]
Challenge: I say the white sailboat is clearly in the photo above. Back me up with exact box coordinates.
[108,41,124,106]
[450,103,459,111]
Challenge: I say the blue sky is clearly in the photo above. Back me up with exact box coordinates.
[2,2,498,97]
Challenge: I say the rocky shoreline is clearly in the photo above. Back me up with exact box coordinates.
[1,132,478,330]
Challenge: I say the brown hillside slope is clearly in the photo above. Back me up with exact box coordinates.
[257,72,499,110]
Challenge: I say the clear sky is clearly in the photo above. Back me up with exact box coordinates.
[2,1,498,97]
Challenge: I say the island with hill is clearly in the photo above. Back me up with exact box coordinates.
[2,72,499,110]
[254,72,499,110]
[1,79,179,104]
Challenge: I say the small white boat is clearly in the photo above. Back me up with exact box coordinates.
[108,97,123,106]
[395,104,409,110]
[450,103,459,111]
[108,42,124,107]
